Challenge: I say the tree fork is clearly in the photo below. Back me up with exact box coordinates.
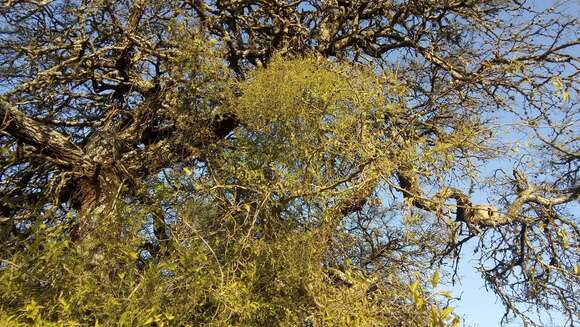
[0,98,120,239]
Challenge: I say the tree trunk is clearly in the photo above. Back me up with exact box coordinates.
[72,165,124,240]
[1,99,119,240]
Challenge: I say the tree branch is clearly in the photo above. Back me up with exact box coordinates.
[0,98,90,171]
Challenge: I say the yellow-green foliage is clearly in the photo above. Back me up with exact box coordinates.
[0,208,455,326]
[223,57,403,204]
[1,216,459,326]
[0,55,462,326]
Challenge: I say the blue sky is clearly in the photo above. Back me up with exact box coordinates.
[447,91,573,325]
[443,1,579,325]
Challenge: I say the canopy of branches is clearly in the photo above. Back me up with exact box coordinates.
[0,0,578,326]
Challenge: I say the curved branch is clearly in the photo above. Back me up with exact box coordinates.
[396,170,579,233]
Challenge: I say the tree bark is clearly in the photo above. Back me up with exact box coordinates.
[0,99,115,239]
[0,99,89,170]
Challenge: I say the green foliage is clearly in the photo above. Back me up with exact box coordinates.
[2,0,578,324]
[0,55,462,326]
[0,204,457,326]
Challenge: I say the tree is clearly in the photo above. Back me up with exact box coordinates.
[0,0,578,325]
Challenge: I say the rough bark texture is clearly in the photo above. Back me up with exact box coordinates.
[0,100,89,170]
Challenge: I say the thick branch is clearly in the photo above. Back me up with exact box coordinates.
[0,99,90,170]
[396,170,579,232]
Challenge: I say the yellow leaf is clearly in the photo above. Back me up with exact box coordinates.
[183,167,192,176]
[439,291,453,299]
[410,281,419,293]
[431,271,440,288]
[125,251,139,260]
[415,296,424,309]
[562,91,570,103]
[441,306,453,319]
[144,317,156,325]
